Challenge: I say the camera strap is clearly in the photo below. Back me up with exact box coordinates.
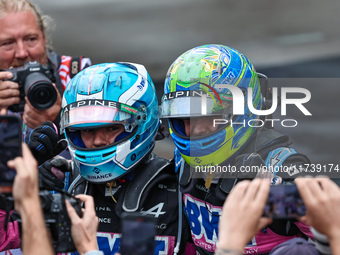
[4,198,13,231]
[0,195,14,231]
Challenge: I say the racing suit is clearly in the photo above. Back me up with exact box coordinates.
[0,154,193,255]
[175,127,313,255]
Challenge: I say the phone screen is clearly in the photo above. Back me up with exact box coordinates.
[263,184,306,219]
[0,116,22,190]
[120,213,156,255]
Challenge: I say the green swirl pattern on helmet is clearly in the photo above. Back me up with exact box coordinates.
[163,44,262,168]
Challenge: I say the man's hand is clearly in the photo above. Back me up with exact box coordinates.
[25,121,68,165]
[66,194,99,255]
[0,71,20,111]
[23,83,62,128]
[295,177,340,244]
[39,156,72,191]
[217,179,272,253]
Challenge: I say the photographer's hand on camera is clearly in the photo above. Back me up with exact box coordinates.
[39,156,72,191]
[66,194,100,255]
[0,71,20,112]
[0,70,62,129]
[23,83,62,129]
[25,121,68,165]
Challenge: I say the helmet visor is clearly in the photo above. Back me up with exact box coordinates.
[160,90,233,118]
[61,100,138,132]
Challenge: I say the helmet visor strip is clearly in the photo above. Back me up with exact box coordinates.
[160,90,233,119]
[61,99,139,132]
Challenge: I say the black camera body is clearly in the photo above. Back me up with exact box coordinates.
[5,61,57,112]
[17,191,82,253]
[40,191,82,253]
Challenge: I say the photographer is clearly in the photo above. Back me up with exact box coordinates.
[0,0,91,131]
[1,143,103,255]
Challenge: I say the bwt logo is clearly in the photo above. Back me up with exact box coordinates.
[137,78,146,91]
[212,84,312,116]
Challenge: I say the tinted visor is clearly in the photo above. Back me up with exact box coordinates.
[61,99,138,132]
[160,90,233,118]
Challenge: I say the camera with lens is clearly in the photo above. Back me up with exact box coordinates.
[17,191,82,253]
[3,61,57,112]
[40,191,82,253]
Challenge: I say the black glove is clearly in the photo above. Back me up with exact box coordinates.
[39,156,72,191]
[233,153,271,179]
[25,121,68,165]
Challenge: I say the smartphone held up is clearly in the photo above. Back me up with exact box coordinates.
[0,115,22,192]
[264,184,306,219]
[120,212,156,255]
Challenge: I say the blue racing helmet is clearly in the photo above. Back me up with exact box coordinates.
[60,62,159,183]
